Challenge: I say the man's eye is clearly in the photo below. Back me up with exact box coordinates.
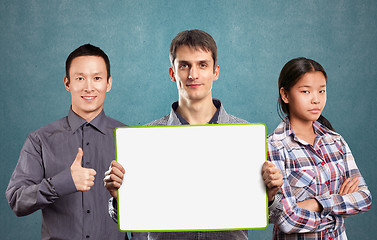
[200,64,207,68]
[179,64,188,69]
[77,77,85,81]
[94,77,102,80]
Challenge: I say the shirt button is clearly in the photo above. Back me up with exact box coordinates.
[87,210,90,213]
[86,142,89,145]
[325,181,329,185]
[329,237,333,240]
[86,235,90,238]
[321,162,325,165]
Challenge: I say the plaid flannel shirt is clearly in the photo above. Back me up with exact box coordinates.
[267,118,372,240]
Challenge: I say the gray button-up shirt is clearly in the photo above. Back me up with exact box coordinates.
[111,99,262,240]
[6,108,127,240]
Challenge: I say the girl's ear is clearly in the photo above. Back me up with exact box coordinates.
[280,87,289,104]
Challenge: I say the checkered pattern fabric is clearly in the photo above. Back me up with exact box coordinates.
[267,118,372,239]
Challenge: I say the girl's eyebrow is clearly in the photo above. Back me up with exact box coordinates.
[297,84,327,88]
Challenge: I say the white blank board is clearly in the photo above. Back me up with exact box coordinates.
[115,124,267,232]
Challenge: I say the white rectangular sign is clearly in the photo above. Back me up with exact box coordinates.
[115,124,267,232]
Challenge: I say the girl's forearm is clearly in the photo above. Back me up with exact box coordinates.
[297,198,323,212]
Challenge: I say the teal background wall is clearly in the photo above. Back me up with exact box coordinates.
[1,0,376,239]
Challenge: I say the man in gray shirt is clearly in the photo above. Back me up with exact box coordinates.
[104,30,283,240]
[6,44,127,240]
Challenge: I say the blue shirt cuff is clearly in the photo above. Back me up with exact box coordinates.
[315,194,333,217]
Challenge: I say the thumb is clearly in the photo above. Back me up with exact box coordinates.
[73,147,83,165]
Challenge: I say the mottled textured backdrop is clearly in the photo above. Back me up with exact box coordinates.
[1,0,376,239]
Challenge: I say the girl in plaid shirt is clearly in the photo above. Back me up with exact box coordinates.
[267,57,372,239]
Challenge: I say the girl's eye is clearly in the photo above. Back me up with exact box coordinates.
[301,90,309,93]
[320,90,326,93]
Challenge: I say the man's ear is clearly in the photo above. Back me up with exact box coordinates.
[64,76,70,92]
[280,87,289,103]
[169,67,176,82]
[213,65,220,81]
[106,76,112,92]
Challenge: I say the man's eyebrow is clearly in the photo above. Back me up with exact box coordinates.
[177,59,211,63]
[72,72,85,76]
[93,72,105,75]
[72,72,104,75]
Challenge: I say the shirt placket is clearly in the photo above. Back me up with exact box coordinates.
[82,123,93,239]
[322,229,336,240]
[307,138,331,194]
[311,140,338,238]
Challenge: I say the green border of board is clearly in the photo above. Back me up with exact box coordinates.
[114,123,269,232]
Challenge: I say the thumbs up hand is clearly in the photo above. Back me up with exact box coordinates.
[70,148,97,192]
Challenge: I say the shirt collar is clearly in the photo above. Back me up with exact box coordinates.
[284,118,307,145]
[67,108,107,134]
[270,117,291,142]
[168,99,221,125]
[312,121,328,137]
[271,117,336,145]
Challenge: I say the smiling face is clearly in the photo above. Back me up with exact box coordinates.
[169,45,219,103]
[64,55,112,122]
[280,71,327,125]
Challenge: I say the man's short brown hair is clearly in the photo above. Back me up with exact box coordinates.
[169,29,218,72]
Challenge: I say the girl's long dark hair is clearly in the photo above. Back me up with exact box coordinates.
[277,57,335,131]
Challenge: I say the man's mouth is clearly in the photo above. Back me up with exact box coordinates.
[82,96,96,100]
[187,83,202,88]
